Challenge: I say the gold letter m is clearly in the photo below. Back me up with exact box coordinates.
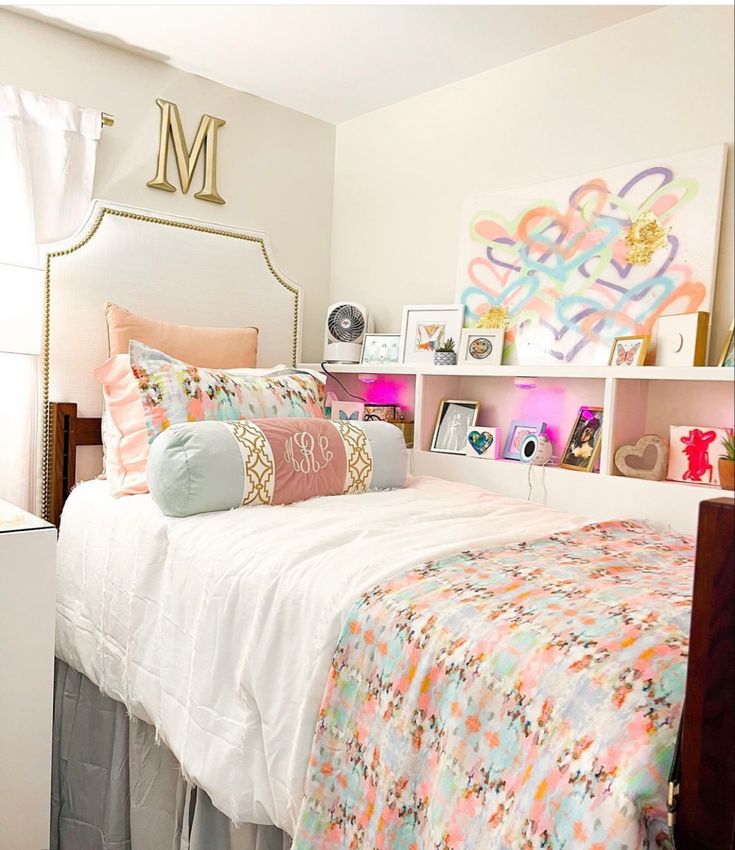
[147,99,226,204]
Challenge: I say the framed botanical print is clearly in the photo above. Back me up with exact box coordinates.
[399,305,465,365]
[560,406,604,472]
[459,329,504,365]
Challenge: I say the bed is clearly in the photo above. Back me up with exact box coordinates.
[43,202,734,850]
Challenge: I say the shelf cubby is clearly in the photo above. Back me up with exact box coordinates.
[306,361,735,533]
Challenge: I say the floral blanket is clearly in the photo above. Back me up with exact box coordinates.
[293,521,693,850]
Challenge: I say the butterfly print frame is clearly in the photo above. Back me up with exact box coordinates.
[608,335,649,368]
[329,401,365,422]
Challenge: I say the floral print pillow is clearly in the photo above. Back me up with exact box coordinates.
[129,340,326,443]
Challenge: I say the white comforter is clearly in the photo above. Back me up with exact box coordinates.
[56,475,586,833]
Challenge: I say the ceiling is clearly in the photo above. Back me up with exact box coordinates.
[13,5,658,124]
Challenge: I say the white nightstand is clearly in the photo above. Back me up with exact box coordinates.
[0,500,56,850]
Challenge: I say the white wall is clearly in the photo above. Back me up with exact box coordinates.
[331,5,735,362]
[0,10,335,362]
[1,7,733,362]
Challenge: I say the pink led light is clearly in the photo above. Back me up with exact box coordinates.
[515,382,567,448]
[363,376,414,415]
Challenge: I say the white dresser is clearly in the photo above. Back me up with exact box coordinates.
[0,500,56,850]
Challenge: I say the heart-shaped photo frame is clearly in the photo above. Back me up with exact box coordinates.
[614,435,669,481]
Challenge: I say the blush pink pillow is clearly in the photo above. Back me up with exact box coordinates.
[95,354,149,496]
[105,302,259,369]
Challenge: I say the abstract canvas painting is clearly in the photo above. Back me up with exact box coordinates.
[456,145,726,365]
[667,425,731,486]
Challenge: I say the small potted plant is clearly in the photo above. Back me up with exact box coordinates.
[719,433,735,491]
[434,338,457,366]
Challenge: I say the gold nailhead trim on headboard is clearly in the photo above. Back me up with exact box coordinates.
[40,207,301,521]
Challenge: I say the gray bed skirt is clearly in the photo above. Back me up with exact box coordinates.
[52,660,292,850]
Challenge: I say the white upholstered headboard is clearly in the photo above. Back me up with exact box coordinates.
[40,200,303,514]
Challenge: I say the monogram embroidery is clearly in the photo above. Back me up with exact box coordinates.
[284,432,334,474]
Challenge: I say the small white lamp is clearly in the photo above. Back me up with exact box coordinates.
[0,262,43,356]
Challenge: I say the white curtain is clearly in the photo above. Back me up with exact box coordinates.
[0,85,100,512]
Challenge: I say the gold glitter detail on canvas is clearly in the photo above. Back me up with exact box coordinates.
[624,211,667,266]
[476,306,510,330]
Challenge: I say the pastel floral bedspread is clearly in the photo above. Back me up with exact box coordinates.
[293,521,693,850]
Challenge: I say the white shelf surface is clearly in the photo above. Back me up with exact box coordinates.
[413,450,733,535]
[305,362,735,382]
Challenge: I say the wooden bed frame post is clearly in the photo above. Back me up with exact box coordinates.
[48,402,101,528]
[677,497,735,850]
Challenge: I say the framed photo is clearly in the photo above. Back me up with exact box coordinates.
[608,334,649,367]
[330,401,364,422]
[654,312,709,366]
[465,426,500,459]
[560,406,604,472]
[503,420,546,461]
[459,329,505,365]
[430,400,479,455]
[363,404,397,422]
[361,333,401,365]
[400,304,465,365]
[718,321,734,367]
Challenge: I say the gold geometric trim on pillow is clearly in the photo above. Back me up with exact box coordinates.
[227,421,275,506]
[331,420,374,494]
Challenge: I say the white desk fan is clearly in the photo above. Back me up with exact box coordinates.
[323,302,373,363]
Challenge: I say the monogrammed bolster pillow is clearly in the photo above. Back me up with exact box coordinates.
[147,418,407,517]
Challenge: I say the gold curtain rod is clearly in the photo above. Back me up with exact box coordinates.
[101,112,115,128]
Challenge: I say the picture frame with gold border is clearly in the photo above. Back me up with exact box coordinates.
[717,321,734,367]
[608,334,649,367]
[560,406,604,473]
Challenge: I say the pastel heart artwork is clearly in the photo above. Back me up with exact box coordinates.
[468,430,494,455]
[457,148,722,366]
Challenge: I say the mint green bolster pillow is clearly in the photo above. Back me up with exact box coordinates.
[147,417,407,517]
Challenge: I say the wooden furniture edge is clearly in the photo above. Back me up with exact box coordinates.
[48,402,102,528]
[677,497,735,850]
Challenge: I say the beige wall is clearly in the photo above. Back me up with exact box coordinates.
[0,10,335,361]
[331,5,735,362]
